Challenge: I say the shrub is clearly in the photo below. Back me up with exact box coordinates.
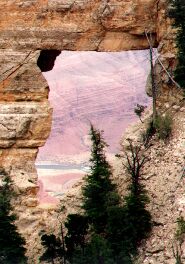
[71,235,115,264]
[175,216,185,244]
[154,114,172,140]
[134,104,146,123]
[173,245,183,264]
[172,216,185,264]
[141,120,156,146]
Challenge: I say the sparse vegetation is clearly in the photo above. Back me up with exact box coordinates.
[172,216,185,264]
[175,216,185,244]
[173,245,183,264]
[134,104,146,123]
[141,119,156,146]
[141,113,172,145]
[154,114,173,140]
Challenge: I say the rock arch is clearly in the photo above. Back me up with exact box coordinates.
[0,0,177,260]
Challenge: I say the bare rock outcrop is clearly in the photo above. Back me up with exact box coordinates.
[0,0,158,51]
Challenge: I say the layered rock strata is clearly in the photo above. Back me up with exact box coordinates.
[0,0,157,51]
[0,0,183,261]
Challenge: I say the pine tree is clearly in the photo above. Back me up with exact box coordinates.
[40,234,63,264]
[65,214,88,259]
[71,235,114,264]
[0,172,27,264]
[122,140,151,250]
[82,125,119,234]
[168,0,185,89]
[107,140,152,261]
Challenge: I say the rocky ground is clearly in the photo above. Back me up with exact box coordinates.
[115,103,185,263]
[141,109,185,264]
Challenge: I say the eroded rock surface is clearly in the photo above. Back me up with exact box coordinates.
[0,0,158,51]
[0,0,183,262]
[117,105,185,263]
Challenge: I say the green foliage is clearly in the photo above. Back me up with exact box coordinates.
[154,114,172,140]
[71,235,115,264]
[85,235,113,264]
[124,193,151,248]
[122,140,152,249]
[168,0,185,89]
[106,206,134,262]
[79,130,151,263]
[175,216,185,244]
[0,172,27,264]
[146,120,156,137]
[174,252,183,264]
[41,126,152,264]
[40,234,63,264]
[65,214,88,258]
[141,120,156,146]
[141,114,172,145]
[82,124,119,234]
[172,216,185,263]
[172,244,183,264]
[106,141,151,262]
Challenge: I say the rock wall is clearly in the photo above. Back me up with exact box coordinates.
[1,0,158,51]
[0,0,182,261]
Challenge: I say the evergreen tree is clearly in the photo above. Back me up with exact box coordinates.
[82,125,119,234]
[71,235,114,264]
[40,234,63,264]
[107,140,151,261]
[168,0,185,89]
[122,140,151,250]
[106,205,133,262]
[65,214,88,259]
[0,173,27,264]
[41,127,152,264]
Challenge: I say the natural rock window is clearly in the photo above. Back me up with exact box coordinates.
[37,50,61,72]
[36,50,151,204]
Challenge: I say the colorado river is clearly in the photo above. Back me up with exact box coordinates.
[36,163,88,204]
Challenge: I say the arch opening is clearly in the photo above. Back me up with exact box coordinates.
[37,50,61,72]
[36,50,152,204]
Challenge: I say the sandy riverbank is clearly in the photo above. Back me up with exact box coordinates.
[37,166,85,204]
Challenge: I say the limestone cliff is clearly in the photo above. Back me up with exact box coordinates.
[0,0,158,51]
[0,0,184,262]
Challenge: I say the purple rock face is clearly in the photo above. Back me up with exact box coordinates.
[37,50,151,163]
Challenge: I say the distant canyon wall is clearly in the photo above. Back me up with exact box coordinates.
[0,0,181,260]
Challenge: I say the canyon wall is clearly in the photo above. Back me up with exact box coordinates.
[1,0,158,51]
[0,0,182,261]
